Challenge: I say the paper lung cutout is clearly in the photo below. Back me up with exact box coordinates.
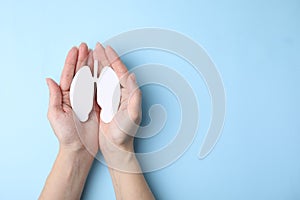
[97,66,121,123]
[70,66,94,122]
[70,62,120,123]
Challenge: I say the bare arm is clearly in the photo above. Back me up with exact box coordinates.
[39,147,93,200]
[106,150,154,200]
[40,42,154,200]
[94,43,155,200]
[40,43,99,200]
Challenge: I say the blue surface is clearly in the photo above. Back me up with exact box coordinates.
[0,0,300,199]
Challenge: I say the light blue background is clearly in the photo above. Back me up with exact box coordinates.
[0,0,299,199]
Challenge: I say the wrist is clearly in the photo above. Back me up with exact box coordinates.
[100,139,134,157]
[100,141,142,173]
[58,140,86,152]
[59,145,94,165]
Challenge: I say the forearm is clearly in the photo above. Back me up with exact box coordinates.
[39,146,94,200]
[105,150,155,200]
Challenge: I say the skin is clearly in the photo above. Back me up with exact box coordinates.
[39,42,155,200]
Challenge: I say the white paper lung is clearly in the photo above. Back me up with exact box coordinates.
[70,66,94,122]
[97,66,120,123]
[70,64,120,123]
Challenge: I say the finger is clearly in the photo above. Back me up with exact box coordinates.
[46,78,62,111]
[60,47,78,92]
[76,42,89,72]
[126,73,142,123]
[87,49,94,73]
[105,45,129,87]
[93,42,109,77]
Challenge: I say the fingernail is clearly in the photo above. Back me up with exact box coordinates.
[71,46,78,51]
[79,42,87,50]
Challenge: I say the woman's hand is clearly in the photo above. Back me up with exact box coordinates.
[93,43,142,167]
[41,43,101,200]
[42,43,154,200]
[93,44,154,200]
[46,43,99,156]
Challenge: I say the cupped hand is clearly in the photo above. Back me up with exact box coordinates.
[46,43,99,156]
[93,43,142,157]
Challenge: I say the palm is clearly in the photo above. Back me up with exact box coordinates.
[93,43,141,152]
[100,87,133,146]
[47,43,99,156]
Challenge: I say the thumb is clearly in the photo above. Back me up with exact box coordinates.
[126,73,142,123]
[46,78,62,111]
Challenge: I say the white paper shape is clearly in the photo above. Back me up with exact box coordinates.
[70,66,94,122]
[70,64,120,123]
[97,66,120,123]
